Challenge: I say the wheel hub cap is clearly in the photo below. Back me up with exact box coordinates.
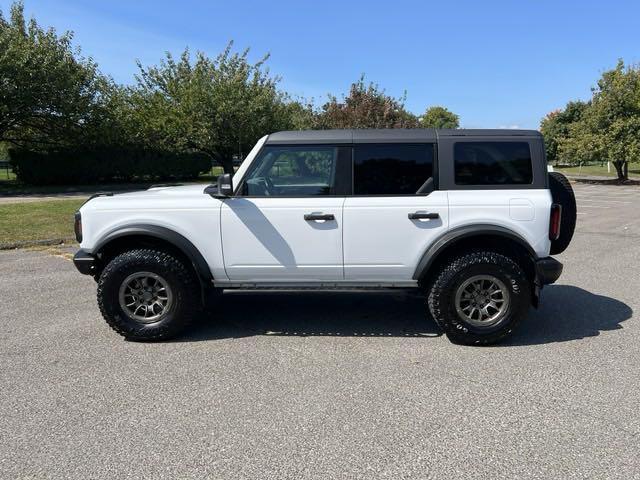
[118,272,173,323]
[454,275,510,328]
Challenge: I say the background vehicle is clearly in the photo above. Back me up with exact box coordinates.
[73,129,576,345]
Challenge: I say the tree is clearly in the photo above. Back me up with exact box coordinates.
[130,43,298,174]
[559,61,640,180]
[539,101,588,164]
[315,77,419,129]
[0,1,104,149]
[420,106,459,129]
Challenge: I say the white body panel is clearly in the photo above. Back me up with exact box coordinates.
[447,189,552,258]
[220,197,344,281]
[80,186,553,285]
[343,192,449,281]
[79,185,229,280]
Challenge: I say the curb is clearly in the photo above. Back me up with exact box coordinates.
[0,237,76,250]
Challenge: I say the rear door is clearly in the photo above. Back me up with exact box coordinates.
[343,143,449,282]
[221,144,351,281]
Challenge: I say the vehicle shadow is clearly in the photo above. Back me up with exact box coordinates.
[181,290,442,341]
[503,285,632,346]
[178,285,632,346]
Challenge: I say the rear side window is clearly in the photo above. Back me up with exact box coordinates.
[454,142,533,185]
[354,144,434,195]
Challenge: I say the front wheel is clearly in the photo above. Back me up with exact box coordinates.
[427,251,531,345]
[97,248,200,341]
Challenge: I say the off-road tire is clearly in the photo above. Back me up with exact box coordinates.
[97,248,199,341]
[427,251,531,346]
[548,172,576,255]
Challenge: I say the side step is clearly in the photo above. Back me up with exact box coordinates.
[212,281,420,290]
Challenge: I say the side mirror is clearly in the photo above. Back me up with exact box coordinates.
[217,173,233,197]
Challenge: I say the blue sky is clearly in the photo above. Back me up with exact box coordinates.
[6,0,640,128]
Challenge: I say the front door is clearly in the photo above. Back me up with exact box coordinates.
[342,143,449,281]
[221,144,350,281]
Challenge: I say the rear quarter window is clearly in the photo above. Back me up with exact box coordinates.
[454,142,533,185]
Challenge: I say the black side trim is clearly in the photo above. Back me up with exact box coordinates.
[204,184,219,196]
[91,224,213,282]
[536,257,563,285]
[413,224,537,280]
[148,183,184,189]
[73,249,95,275]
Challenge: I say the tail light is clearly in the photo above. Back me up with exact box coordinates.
[549,203,562,241]
[74,211,82,243]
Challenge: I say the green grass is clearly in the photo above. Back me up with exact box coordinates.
[0,165,16,181]
[0,198,84,245]
[555,163,640,178]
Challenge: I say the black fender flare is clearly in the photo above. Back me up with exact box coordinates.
[92,224,213,284]
[412,224,538,281]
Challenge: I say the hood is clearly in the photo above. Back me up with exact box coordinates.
[80,183,221,213]
[114,183,212,198]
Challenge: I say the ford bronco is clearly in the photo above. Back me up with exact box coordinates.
[73,129,576,345]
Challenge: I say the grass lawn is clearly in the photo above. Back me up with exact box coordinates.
[555,163,640,178]
[0,198,84,246]
[0,168,16,181]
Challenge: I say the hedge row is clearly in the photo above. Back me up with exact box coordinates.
[9,147,211,185]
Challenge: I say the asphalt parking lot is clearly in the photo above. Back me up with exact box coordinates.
[2,182,639,479]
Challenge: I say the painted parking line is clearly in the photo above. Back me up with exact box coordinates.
[579,190,639,195]
[575,198,631,204]
[574,188,638,193]
[576,190,640,195]
[577,197,636,202]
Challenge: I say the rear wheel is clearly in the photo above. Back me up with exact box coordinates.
[97,248,199,341]
[427,251,531,345]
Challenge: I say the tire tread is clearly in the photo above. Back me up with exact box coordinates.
[427,250,530,345]
[97,248,199,341]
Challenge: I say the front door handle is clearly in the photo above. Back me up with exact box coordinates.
[408,212,440,220]
[304,213,335,221]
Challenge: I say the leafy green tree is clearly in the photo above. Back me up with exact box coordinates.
[559,61,640,180]
[280,98,316,130]
[539,101,588,163]
[130,43,298,174]
[0,1,104,148]
[315,77,419,129]
[420,106,459,129]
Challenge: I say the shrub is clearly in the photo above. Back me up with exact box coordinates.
[8,147,211,185]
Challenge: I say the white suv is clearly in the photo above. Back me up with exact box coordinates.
[73,129,576,345]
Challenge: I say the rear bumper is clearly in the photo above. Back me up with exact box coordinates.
[73,249,96,276]
[536,257,563,285]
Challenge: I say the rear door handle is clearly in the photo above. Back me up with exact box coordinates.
[304,213,335,221]
[408,212,440,220]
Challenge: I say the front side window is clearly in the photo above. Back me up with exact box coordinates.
[354,144,434,195]
[454,142,533,185]
[241,146,337,196]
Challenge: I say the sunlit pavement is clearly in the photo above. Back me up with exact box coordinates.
[1,182,639,479]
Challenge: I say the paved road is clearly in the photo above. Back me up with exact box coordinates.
[2,183,639,479]
[0,193,89,204]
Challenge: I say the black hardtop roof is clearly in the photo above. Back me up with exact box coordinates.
[265,128,541,145]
